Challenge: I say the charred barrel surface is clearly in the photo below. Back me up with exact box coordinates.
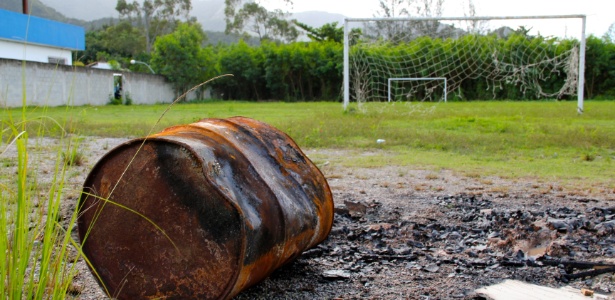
[78,117,334,299]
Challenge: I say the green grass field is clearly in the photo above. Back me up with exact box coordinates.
[2,100,614,187]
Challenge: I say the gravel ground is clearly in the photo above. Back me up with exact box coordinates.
[2,137,614,299]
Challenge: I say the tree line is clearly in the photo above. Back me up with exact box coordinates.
[79,22,615,101]
[74,0,615,101]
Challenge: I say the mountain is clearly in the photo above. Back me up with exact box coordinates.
[3,0,351,41]
[0,0,119,30]
[0,0,87,26]
[37,0,118,21]
[293,11,347,28]
[190,1,349,32]
[31,0,347,32]
[192,0,227,32]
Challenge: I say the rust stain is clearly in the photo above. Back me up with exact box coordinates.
[78,117,334,299]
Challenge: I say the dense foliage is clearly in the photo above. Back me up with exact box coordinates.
[585,36,615,99]
[209,33,614,101]
[212,41,343,101]
[151,22,215,96]
[76,21,615,101]
[352,33,581,101]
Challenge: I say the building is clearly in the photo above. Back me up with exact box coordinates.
[0,8,85,65]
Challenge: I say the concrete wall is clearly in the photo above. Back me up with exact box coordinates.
[0,58,179,107]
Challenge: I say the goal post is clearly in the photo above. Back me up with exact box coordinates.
[388,77,447,102]
[343,15,586,113]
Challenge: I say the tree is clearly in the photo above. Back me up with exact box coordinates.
[459,0,485,33]
[369,0,445,42]
[224,0,298,43]
[408,0,445,37]
[116,0,192,53]
[77,22,146,65]
[294,21,344,43]
[78,30,107,64]
[293,21,362,45]
[216,40,266,99]
[584,35,615,99]
[604,22,615,43]
[408,0,444,18]
[375,0,409,18]
[370,0,410,42]
[102,21,147,57]
[151,22,215,97]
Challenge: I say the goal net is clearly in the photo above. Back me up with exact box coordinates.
[343,15,586,112]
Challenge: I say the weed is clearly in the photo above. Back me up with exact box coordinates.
[68,170,81,179]
[425,173,439,180]
[62,150,84,166]
[487,186,510,194]
[1,119,82,299]
[108,94,122,105]
[108,93,133,106]
[326,174,343,179]
[581,152,595,162]
[465,172,482,179]
[1,157,16,167]
[480,179,494,185]
[124,92,133,106]
[61,137,85,166]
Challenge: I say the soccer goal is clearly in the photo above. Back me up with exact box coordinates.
[343,15,586,113]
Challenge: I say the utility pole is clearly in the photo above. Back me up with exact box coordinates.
[22,0,29,14]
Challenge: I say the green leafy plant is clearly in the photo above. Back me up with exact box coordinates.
[108,93,122,105]
[1,113,83,299]
[151,22,216,97]
[124,92,133,106]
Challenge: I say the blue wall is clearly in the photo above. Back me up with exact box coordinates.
[0,9,85,50]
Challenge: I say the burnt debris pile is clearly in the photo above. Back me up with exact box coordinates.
[237,194,615,299]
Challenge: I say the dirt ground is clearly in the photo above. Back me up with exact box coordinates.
[4,137,615,299]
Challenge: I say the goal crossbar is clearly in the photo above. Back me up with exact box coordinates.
[343,15,587,113]
[388,78,447,102]
[344,15,587,22]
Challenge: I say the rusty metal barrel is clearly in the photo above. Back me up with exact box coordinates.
[78,116,334,299]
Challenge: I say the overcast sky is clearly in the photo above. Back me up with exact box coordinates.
[261,0,614,37]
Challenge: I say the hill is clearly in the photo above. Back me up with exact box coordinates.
[9,0,349,32]
[0,0,119,30]
[0,0,86,26]
[2,0,351,43]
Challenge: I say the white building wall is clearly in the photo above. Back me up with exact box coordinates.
[0,58,184,107]
[0,39,73,65]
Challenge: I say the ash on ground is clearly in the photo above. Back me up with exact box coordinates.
[234,160,615,300]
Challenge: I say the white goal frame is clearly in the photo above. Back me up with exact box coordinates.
[388,77,448,102]
[343,15,587,113]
